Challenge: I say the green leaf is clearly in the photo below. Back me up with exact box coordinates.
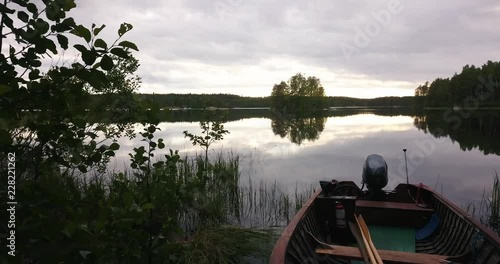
[123,192,133,207]
[73,44,87,53]
[91,153,102,162]
[109,142,120,151]
[62,0,77,11]
[0,129,13,145]
[118,41,139,51]
[27,3,38,14]
[93,24,106,36]
[0,85,12,96]
[104,150,115,157]
[0,4,15,14]
[45,3,60,21]
[31,60,42,67]
[158,143,165,149]
[56,17,76,32]
[94,38,107,50]
[57,35,69,49]
[100,55,113,71]
[71,25,92,43]
[17,11,29,23]
[34,19,50,34]
[73,117,86,128]
[110,48,129,59]
[44,38,57,54]
[118,23,133,36]
[78,165,87,173]
[82,50,97,65]
[142,203,155,210]
[29,69,40,80]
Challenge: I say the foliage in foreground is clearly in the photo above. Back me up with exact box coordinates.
[0,1,314,263]
[4,147,309,263]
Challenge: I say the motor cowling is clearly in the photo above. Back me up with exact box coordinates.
[362,154,388,192]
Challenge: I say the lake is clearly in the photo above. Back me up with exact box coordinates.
[109,108,500,214]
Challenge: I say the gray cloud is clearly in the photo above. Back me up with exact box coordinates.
[67,0,500,96]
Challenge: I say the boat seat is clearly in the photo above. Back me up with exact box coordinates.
[316,246,449,264]
[355,200,434,228]
[356,200,434,212]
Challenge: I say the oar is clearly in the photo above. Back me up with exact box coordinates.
[354,214,376,264]
[357,215,383,264]
[348,221,370,264]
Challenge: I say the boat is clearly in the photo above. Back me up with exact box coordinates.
[270,154,500,264]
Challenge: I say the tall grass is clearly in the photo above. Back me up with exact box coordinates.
[466,171,500,235]
[484,172,500,233]
[170,151,315,232]
[171,151,315,263]
[12,148,315,263]
[140,150,315,262]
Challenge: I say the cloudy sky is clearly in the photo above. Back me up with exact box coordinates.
[68,0,500,98]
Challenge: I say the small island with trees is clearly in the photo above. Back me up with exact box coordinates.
[270,73,326,112]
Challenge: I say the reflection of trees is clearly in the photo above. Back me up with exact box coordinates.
[414,111,500,155]
[271,115,326,145]
[413,115,428,133]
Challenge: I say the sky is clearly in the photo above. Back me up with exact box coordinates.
[59,0,500,97]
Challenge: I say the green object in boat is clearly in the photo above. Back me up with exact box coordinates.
[351,225,416,264]
[369,225,416,252]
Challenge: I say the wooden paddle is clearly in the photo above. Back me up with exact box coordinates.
[348,221,370,264]
[357,214,383,264]
[354,214,376,264]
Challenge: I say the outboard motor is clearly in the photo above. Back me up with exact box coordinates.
[362,154,388,195]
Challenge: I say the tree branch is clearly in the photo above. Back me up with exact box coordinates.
[0,0,8,52]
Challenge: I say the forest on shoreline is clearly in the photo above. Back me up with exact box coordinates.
[414,60,500,108]
[90,93,416,109]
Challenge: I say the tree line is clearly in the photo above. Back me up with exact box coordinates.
[87,93,415,110]
[415,60,500,107]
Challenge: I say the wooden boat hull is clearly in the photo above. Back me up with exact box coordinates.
[270,183,500,264]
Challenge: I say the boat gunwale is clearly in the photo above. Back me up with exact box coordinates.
[418,183,500,248]
[270,183,500,263]
[270,188,322,264]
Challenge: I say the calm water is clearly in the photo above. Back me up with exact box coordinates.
[110,108,500,209]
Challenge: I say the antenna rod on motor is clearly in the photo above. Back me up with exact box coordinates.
[403,149,409,185]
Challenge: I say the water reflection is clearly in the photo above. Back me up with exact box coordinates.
[414,110,500,156]
[271,115,326,145]
[106,108,499,211]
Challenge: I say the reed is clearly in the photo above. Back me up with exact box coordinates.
[466,171,500,235]
[488,171,500,233]
[13,147,315,263]
[182,226,272,264]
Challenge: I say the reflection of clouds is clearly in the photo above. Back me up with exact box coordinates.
[108,114,500,208]
[329,114,410,126]
[110,114,421,160]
